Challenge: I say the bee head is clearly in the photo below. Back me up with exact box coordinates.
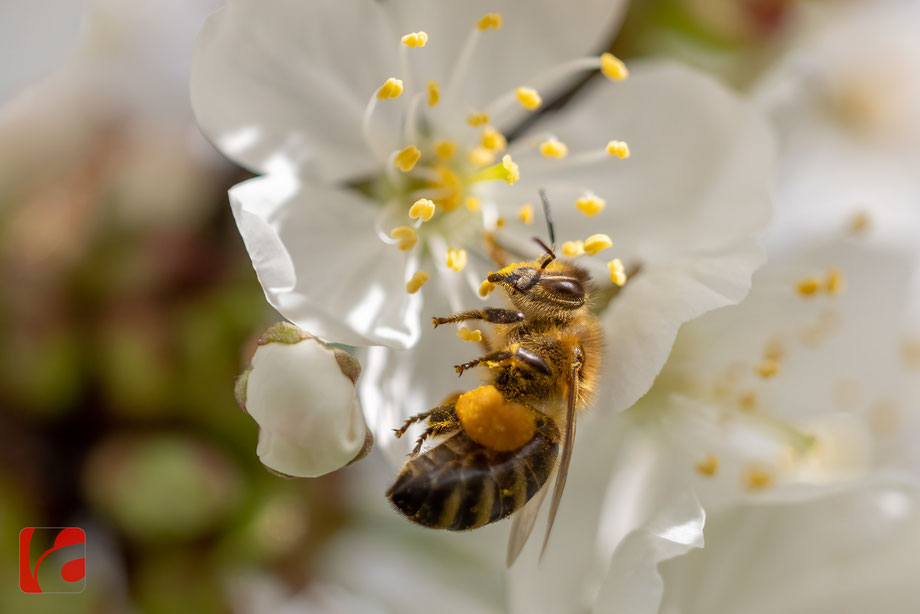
[487,259,588,314]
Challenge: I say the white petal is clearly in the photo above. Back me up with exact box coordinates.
[500,61,773,414]
[229,174,421,348]
[659,478,920,614]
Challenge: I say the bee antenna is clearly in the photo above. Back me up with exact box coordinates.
[535,188,556,269]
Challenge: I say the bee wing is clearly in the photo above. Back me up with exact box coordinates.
[506,480,550,567]
[538,358,580,561]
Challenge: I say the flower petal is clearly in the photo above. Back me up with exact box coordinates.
[229,174,421,348]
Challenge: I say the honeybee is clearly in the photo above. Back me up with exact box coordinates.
[387,191,603,565]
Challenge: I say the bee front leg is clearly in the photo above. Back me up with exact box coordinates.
[432,307,525,328]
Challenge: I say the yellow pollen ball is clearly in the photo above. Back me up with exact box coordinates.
[516,87,542,110]
[825,268,846,295]
[468,146,496,166]
[427,80,441,107]
[600,52,628,81]
[608,258,627,286]
[479,280,495,296]
[476,13,502,31]
[756,359,780,379]
[539,138,568,159]
[400,31,428,47]
[501,155,519,184]
[455,385,536,452]
[576,196,606,217]
[467,111,490,126]
[481,126,507,152]
[457,327,483,343]
[377,77,404,99]
[409,198,436,222]
[405,271,429,294]
[583,233,613,255]
[518,204,534,224]
[393,145,421,172]
[390,226,418,251]
[606,140,630,158]
[465,196,481,212]
[446,248,467,272]
[562,241,584,256]
[743,465,774,491]
[434,140,457,160]
[695,454,719,477]
[796,276,822,297]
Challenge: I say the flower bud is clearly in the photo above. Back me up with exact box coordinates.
[235,322,372,477]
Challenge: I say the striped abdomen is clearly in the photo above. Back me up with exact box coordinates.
[387,412,560,531]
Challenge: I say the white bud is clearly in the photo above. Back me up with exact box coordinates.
[236,323,372,478]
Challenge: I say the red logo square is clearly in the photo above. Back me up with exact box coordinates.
[19,527,86,594]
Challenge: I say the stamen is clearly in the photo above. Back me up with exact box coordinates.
[694,453,719,477]
[476,13,502,30]
[409,198,436,222]
[403,92,425,145]
[465,197,481,212]
[496,217,507,228]
[427,81,441,107]
[470,154,519,184]
[755,359,780,378]
[539,138,568,159]
[481,126,507,152]
[406,271,429,294]
[600,52,628,81]
[446,248,468,272]
[515,87,542,110]
[393,145,421,172]
[430,166,462,211]
[457,327,483,342]
[606,140,630,158]
[377,77,404,99]
[583,234,612,255]
[518,204,534,224]
[576,195,606,217]
[796,276,822,297]
[479,280,495,296]
[743,464,774,491]
[562,241,584,256]
[467,112,490,126]
[468,147,496,167]
[738,390,758,412]
[434,140,457,160]
[825,268,845,295]
[401,31,429,47]
[608,258,626,286]
[390,226,418,251]
[846,210,871,236]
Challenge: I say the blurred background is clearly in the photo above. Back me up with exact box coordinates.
[0,0,859,612]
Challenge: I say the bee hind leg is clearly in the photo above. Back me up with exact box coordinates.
[394,403,461,455]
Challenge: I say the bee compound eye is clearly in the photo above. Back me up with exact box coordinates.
[541,278,585,301]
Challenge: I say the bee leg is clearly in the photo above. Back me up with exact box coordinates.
[455,349,512,376]
[410,404,461,455]
[433,307,525,328]
[455,345,552,377]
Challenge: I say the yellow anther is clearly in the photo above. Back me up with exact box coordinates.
[518,204,534,224]
[476,13,502,30]
[468,146,496,167]
[846,210,871,236]
[796,276,822,297]
[562,241,584,256]
[390,226,418,251]
[446,248,468,272]
[377,77,404,99]
[600,52,628,81]
[467,111,490,126]
[583,234,612,256]
[465,196,481,212]
[434,140,457,160]
[695,453,719,477]
[405,271,429,294]
[481,126,507,152]
[743,465,774,491]
[470,154,519,184]
[409,198,436,222]
[496,217,506,228]
[457,326,483,342]
[738,390,758,412]
[606,140,630,158]
[501,155,519,184]
[427,80,441,107]
[393,145,421,172]
[607,258,626,286]
[825,268,846,296]
[479,280,495,297]
[430,165,461,211]
[401,31,429,47]
[515,87,542,110]
[756,359,780,379]
[539,138,568,159]
[576,195,606,217]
